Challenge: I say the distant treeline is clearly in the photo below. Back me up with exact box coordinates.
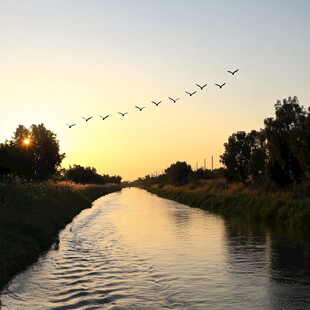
[133,161,225,187]
[0,124,121,184]
[135,96,310,190]
[62,165,122,185]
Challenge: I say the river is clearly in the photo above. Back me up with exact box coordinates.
[1,188,309,309]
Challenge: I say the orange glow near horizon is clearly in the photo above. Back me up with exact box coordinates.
[23,138,30,146]
[1,1,310,181]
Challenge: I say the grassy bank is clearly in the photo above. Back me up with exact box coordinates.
[0,179,120,291]
[144,179,310,231]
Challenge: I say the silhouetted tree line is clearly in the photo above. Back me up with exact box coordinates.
[0,124,64,180]
[64,164,122,185]
[220,96,310,187]
[133,161,225,187]
[0,123,122,184]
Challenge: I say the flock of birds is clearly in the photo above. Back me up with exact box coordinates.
[66,69,239,128]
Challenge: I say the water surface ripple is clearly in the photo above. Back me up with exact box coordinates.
[1,188,309,309]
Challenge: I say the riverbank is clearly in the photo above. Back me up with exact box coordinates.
[144,179,310,231]
[0,180,121,291]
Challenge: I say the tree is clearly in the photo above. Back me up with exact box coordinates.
[64,165,122,184]
[264,97,307,185]
[65,165,98,184]
[220,130,266,182]
[165,161,192,185]
[0,123,65,180]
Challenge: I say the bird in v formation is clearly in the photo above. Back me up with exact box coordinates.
[82,116,92,122]
[168,97,179,103]
[99,115,109,120]
[185,91,197,96]
[196,83,207,90]
[215,83,226,89]
[135,106,146,111]
[227,69,239,75]
[67,69,238,127]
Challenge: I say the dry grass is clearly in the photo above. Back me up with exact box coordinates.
[153,178,309,199]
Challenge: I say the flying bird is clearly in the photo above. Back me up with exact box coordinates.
[82,116,92,122]
[99,115,109,120]
[66,123,76,128]
[152,101,161,106]
[185,91,197,96]
[135,106,146,111]
[168,97,179,103]
[215,83,226,89]
[196,83,207,90]
[118,112,128,117]
[227,69,239,75]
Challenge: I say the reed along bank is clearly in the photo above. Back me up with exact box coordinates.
[0,180,121,290]
[144,179,310,232]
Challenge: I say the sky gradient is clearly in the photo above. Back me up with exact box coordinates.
[1,0,310,180]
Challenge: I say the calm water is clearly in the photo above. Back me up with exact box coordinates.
[1,188,310,309]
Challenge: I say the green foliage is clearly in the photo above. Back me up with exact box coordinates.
[264,97,307,185]
[146,186,310,230]
[0,123,65,180]
[0,178,120,290]
[220,96,309,187]
[220,130,265,182]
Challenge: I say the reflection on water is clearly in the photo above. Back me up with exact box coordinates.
[1,188,309,309]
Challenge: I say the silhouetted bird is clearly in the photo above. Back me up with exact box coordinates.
[66,123,76,128]
[118,112,128,117]
[215,83,226,89]
[99,115,109,120]
[168,97,179,103]
[82,116,92,122]
[135,106,146,111]
[185,91,197,96]
[196,83,207,90]
[227,69,239,75]
[152,101,161,106]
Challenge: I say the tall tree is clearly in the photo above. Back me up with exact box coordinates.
[220,130,266,182]
[264,97,307,185]
[0,123,65,180]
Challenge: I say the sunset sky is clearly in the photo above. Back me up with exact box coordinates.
[1,0,310,181]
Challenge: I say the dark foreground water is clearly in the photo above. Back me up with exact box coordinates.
[1,188,310,309]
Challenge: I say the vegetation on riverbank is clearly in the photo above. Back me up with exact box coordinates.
[0,178,120,291]
[134,97,310,230]
[144,179,310,231]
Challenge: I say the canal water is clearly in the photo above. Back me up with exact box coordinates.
[1,188,309,309]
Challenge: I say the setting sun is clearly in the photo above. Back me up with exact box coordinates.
[23,138,30,146]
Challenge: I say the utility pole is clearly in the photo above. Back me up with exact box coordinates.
[211,155,213,171]
[204,158,206,170]
[196,162,198,170]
